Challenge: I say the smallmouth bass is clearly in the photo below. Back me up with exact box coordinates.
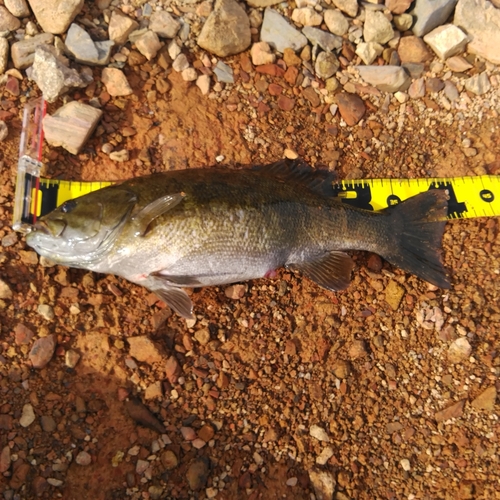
[26,160,450,318]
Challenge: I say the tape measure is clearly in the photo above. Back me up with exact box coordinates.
[12,171,499,232]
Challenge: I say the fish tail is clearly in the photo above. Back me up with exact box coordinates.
[381,190,450,288]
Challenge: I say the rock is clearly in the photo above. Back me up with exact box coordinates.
[261,8,308,53]
[194,328,211,345]
[135,30,162,61]
[448,337,472,363]
[125,398,166,433]
[165,355,181,384]
[225,284,246,299]
[101,67,132,96]
[332,0,358,17]
[423,24,468,60]
[400,458,411,471]
[251,41,275,65]
[357,65,410,93]
[11,32,54,69]
[181,67,198,82]
[20,403,36,427]
[332,359,351,379]
[446,55,472,72]
[471,386,497,411]
[246,0,281,6]
[292,7,322,26]
[65,349,80,368]
[47,478,63,487]
[411,0,458,37]
[65,23,113,65]
[0,415,13,430]
[435,399,465,422]
[309,469,336,500]
[172,53,189,73]
[355,41,383,65]
[196,74,211,95]
[336,92,365,126]
[109,149,129,162]
[186,457,210,490]
[349,339,367,359]
[198,424,215,442]
[40,415,56,432]
[197,0,250,57]
[316,446,334,465]
[384,280,405,310]
[426,77,444,93]
[5,75,19,96]
[302,26,342,52]
[108,10,139,45]
[363,10,394,44]
[398,35,432,63]
[213,60,234,83]
[464,72,491,95]
[443,80,459,100]
[145,381,163,400]
[408,77,425,98]
[43,101,102,155]
[386,0,413,13]
[161,450,178,470]
[303,86,321,107]
[277,95,295,111]
[29,334,56,368]
[15,324,34,345]
[10,462,31,489]
[310,424,330,442]
[324,9,349,36]
[128,336,163,363]
[181,426,196,441]
[454,0,500,64]
[0,279,12,299]
[0,5,21,31]
[0,37,8,75]
[394,13,413,31]
[32,476,49,496]
[75,451,91,466]
[31,44,88,102]
[314,51,339,79]
[27,0,84,34]
[0,446,10,473]
[5,0,30,17]
[150,10,181,39]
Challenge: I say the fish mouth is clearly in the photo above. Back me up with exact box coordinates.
[33,219,66,238]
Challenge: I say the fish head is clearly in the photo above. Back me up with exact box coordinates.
[26,187,137,266]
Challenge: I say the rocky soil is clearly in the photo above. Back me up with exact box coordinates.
[0,0,499,499]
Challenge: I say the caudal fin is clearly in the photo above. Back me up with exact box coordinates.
[383,190,450,288]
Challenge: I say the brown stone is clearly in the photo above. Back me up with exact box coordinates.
[165,355,181,384]
[198,424,215,442]
[284,66,299,86]
[29,335,56,369]
[283,48,301,67]
[302,86,321,107]
[10,462,31,489]
[32,476,49,497]
[14,324,34,345]
[255,63,285,77]
[471,387,497,411]
[385,0,412,14]
[127,336,163,364]
[277,95,295,111]
[435,400,466,422]
[268,83,282,96]
[0,414,13,430]
[398,36,432,63]
[336,92,366,126]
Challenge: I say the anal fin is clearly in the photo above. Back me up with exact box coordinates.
[288,251,354,292]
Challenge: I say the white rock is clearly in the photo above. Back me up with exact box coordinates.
[0,5,21,30]
[356,65,410,92]
[464,72,491,96]
[150,10,181,39]
[109,149,129,162]
[261,7,308,53]
[101,67,132,96]
[27,0,84,35]
[332,0,358,17]
[400,458,411,471]
[0,121,8,142]
[250,41,275,65]
[0,279,12,299]
[355,41,383,65]
[363,10,394,44]
[0,38,8,75]
[423,24,468,59]
[172,53,189,72]
[20,403,35,427]
[181,67,198,82]
[448,337,472,363]
[108,9,139,45]
[309,424,330,442]
[324,9,349,36]
[5,0,30,17]
[316,446,334,465]
[134,30,162,61]
[291,7,322,26]
[11,32,54,69]
[309,470,336,500]
[196,74,211,95]
[168,40,181,60]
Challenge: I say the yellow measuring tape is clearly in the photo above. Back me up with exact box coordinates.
[18,174,499,227]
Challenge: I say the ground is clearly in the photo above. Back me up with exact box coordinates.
[0,58,499,500]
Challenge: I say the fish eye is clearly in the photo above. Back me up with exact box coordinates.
[60,200,77,214]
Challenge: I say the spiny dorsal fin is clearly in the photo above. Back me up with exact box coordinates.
[288,251,355,291]
[132,193,185,236]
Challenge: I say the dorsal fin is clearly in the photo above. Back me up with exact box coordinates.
[252,159,339,198]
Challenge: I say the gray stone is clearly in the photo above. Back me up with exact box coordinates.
[197,0,251,57]
[443,80,459,100]
[356,41,383,65]
[108,9,138,45]
[314,51,339,79]
[324,9,349,36]
[27,0,84,34]
[213,60,234,83]
[172,53,189,72]
[43,101,103,154]
[31,44,88,102]
[411,0,458,37]
[134,30,162,60]
[356,65,410,92]
[65,23,113,65]
[394,13,413,31]
[150,10,181,39]
[302,26,342,51]
[423,24,468,59]
[0,37,9,74]
[261,8,308,53]
[364,10,394,44]
[454,0,500,65]
[0,5,21,31]
[402,62,425,78]
[332,0,358,17]
[464,72,491,95]
[5,0,30,18]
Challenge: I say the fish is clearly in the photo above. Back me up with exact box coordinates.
[26,160,450,319]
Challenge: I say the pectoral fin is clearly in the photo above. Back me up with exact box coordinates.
[152,286,194,319]
[288,251,354,291]
[132,193,185,236]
